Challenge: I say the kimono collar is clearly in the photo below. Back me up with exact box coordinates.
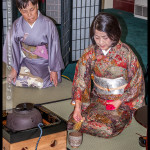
[101,40,123,55]
[95,45,112,56]
[102,48,111,55]
[95,40,123,57]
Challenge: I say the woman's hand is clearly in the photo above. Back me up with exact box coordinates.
[106,99,122,110]
[7,67,17,83]
[73,107,83,122]
[73,100,84,122]
[50,71,58,87]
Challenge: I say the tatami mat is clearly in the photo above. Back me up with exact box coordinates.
[43,100,147,150]
[2,78,72,110]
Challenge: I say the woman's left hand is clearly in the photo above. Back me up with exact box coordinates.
[106,99,122,110]
[50,71,58,87]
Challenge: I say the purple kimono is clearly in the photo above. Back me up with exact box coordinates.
[3,11,64,88]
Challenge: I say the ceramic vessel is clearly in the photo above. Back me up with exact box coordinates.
[68,131,83,148]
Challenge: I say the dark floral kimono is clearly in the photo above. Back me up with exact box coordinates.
[67,41,145,138]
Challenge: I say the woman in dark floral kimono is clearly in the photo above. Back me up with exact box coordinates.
[67,12,145,138]
[3,0,64,88]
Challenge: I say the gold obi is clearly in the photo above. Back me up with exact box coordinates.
[93,76,127,95]
[21,42,39,59]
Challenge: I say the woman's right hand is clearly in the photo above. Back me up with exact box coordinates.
[73,107,83,122]
[7,67,17,83]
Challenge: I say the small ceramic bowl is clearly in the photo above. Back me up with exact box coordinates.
[68,131,83,148]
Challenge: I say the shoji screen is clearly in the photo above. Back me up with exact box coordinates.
[46,0,61,24]
[46,0,72,67]
[71,0,101,61]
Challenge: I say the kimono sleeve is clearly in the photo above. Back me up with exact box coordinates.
[71,50,93,107]
[47,21,64,72]
[120,50,145,111]
[3,24,22,74]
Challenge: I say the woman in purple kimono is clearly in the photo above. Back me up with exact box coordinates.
[67,12,145,138]
[3,0,64,88]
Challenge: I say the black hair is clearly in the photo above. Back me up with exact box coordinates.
[90,12,121,47]
[16,0,38,9]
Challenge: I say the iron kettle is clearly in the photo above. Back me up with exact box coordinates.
[6,103,42,132]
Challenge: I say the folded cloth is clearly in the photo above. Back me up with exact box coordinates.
[106,100,115,110]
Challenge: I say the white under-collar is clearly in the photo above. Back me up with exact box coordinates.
[28,10,40,28]
[102,47,111,55]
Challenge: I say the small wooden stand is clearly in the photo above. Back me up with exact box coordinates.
[3,131,67,150]
[2,105,67,150]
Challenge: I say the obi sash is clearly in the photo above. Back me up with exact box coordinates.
[21,42,48,59]
[93,76,127,95]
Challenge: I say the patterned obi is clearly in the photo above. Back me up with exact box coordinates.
[21,42,48,59]
[93,75,127,95]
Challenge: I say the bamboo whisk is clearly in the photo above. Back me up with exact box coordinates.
[73,118,85,131]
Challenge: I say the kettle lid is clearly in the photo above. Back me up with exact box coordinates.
[15,103,34,111]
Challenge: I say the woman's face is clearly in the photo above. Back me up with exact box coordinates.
[19,1,38,25]
[94,30,113,50]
